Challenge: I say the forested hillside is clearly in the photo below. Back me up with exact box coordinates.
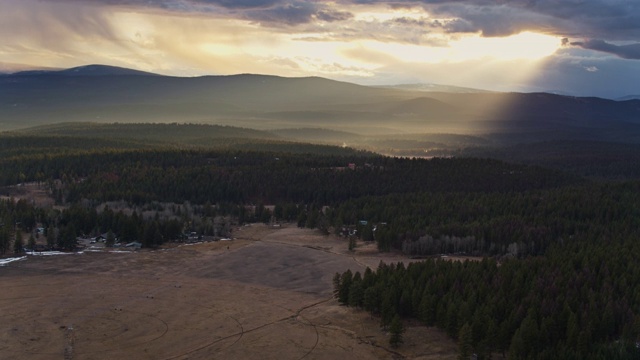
[2,122,639,358]
[334,239,640,359]
[4,66,640,145]
[463,140,640,179]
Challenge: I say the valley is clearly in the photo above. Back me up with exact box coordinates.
[1,65,640,359]
[1,224,456,360]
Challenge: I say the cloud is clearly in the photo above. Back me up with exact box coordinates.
[5,0,640,98]
[0,0,129,66]
[197,0,281,9]
[351,1,640,45]
[259,56,300,69]
[38,1,640,50]
[571,39,640,60]
[340,45,399,66]
[316,9,353,22]
[420,3,552,37]
[527,49,640,98]
[45,0,352,26]
[245,2,353,26]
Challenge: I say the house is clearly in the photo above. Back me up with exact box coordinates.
[125,242,142,249]
[93,232,117,242]
[93,234,107,242]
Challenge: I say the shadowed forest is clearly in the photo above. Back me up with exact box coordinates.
[3,67,640,359]
[1,121,640,359]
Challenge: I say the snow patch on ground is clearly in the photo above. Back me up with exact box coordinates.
[180,242,204,247]
[27,251,74,256]
[82,249,134,254]
[179,239,233,247]
[0,256,27,266]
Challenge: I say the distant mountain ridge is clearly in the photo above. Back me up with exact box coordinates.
[617,95,640,101]
[10,64,160,77]
[376,83,493,94]
[2,64,640,145]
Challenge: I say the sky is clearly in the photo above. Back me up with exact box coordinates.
[1,0,640,98]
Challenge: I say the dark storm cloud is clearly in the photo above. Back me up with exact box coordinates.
[47,0,640,59]
[55,0,281,7]
[427,2,555,37]
[351,0,640,40]
[53,0,352,25]
[50,0,640,39]
[571,39,640,60]
[196,0,281,8]
[525,50,640,98]
[245,2,353,25]
[244,2,318,25]
[353,1,640,60]
[316,9,353,22]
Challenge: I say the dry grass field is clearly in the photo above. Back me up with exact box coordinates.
[0,224,457,359]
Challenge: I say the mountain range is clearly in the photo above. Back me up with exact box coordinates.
[2,64,640,145]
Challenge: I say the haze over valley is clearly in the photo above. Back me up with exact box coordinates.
[3,0,640,359]
[4,64,640,149]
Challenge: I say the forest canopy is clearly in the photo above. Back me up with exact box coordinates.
[2,122,639,358]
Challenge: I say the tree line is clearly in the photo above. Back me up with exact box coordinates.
[3,132,640,357]
[0,197,242,253]
[325,182,640,257]
[4,146,635,258]
[334,233,640,358]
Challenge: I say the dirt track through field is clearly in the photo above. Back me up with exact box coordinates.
[0,225,457,359]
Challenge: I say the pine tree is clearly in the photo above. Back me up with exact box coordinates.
[363,286,380,315]
[332,272,341,299]
[316,212,330,235]
[297,211,307,228]
[418,295,435,326]
[446,303,459,338]
[338,270,353,304]
[13,230,24,254]
[105,230,115,247]
[58,224,77,251]
[27,233,36,251]
[380,291,396,329]
[0,228,9,255]
[305,209,318,229]
[348,272,364,308]
[361,223,374,242]
[458,322,473,360]
[348,236,356,251]
[389,314,405,348]
[47,227,57,249]
[376,227,392,252]
[508,327,525,359]
[143,222,161,248]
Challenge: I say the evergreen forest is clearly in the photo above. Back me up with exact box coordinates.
[2,123,640,358]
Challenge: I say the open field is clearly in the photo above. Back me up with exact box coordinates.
[0,224,457,360]
[0,182,56,208]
